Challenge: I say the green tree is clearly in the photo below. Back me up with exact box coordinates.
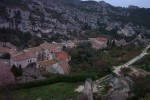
[107,40,110,46]
[11,65,22,77]
[129,76,150,100]
[111,40,116,47]
[18,65,23,76]
[119,67,131,77]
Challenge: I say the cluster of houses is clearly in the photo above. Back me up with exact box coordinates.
[11,42,72,74]
[0,37,109,85]
[0,41,74,85]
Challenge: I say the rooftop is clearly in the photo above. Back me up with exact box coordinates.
[0,47,10,53]
[27,46,43,53]
[59,62,70,74]
[12,51,36,61]
[96,37,107,41]
[40,42,61,51]
[0,42,16,49]
[38,59,58,67]
[55,51,69,61]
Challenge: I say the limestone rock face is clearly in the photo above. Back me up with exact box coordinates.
[0,0,149,38]
[117,25,135,36]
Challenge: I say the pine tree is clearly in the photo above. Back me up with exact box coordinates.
[11,65,22,77]
[112,40,116,47]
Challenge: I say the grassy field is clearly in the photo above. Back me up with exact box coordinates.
[7,82,81,100]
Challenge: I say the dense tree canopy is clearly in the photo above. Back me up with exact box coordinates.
[0,28,43,48]
[69,42,111,75]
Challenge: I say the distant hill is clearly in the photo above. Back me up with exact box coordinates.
[0,0,150,39]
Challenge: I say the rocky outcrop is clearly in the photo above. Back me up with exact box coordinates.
[0,0,150,38]
[117,25,135,36]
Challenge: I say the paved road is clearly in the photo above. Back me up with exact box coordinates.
[113,44,150,75]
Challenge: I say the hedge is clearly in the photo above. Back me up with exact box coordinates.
[15,73,103,89]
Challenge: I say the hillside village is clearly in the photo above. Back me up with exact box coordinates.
[0,0,150,100]
[0,37,109,83]
[0,33,150,100]
[0,42,70,81]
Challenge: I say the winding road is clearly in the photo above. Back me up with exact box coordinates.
[113,44,150,75]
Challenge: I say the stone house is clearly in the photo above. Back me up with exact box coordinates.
[59,61,70,74]
[0,47,10,57]
[36,51,71,74]
[0,42,17,56]
[55,51,70,74]
[62,41,76,48]
[40,42,61,60]
[11,42,63,68]
[89,37,108,49]
[36,59,64,74]
[11,50,38,68]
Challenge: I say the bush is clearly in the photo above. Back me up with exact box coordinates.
[15,73,102,89]
[129,75,150,100]
[119,67,132,76]
[11,65,22,77]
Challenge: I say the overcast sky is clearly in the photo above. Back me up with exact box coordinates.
[82,0,150,8]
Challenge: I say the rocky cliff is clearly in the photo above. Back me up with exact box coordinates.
[0,0,150,38]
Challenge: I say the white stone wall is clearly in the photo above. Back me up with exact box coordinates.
[44,49,54,60]
[11,57,37,68]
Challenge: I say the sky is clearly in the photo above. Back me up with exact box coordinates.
[82,0,150,8]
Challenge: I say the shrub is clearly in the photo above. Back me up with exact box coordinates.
[15,73,102,89]
[11,65,22,77]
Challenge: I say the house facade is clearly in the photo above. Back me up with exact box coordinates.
[11,51,38,68]
[36,59,64,74]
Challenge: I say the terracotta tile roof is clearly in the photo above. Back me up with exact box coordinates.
[40,42,61,51]
[96,37,107,41]
[59,62,70,74]
[0,47,10,53]
[0,61,15,86]
[0,42,16,49]
[0,46,17,55]
[9,49,16,55]
[38,59,58,67]
[55,51,69,61]
[12,51,36,61]
[27,46,43,53]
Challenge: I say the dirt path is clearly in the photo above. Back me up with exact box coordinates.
[113,44,150,75]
